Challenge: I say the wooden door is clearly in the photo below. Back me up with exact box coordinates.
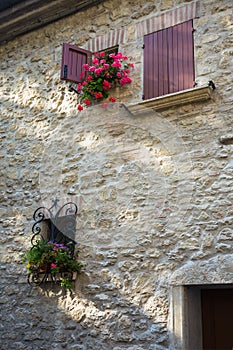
[201,289,233,350]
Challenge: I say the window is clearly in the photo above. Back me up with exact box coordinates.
[102,45,118,57]
[143,20,195,100]
[60,43,118,84]
[40,216,77,257]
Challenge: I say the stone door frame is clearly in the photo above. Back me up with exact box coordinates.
[169,283,233,350]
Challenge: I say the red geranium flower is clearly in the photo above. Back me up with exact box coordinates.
[84,99,91,106]
[94,92,103,99]
[109,96,116,102]
[103,79,111,87]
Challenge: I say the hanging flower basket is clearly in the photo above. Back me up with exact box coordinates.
[23,240,83,290]
[77,51,134,111]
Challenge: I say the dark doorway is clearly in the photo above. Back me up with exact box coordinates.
[201,289,233,350]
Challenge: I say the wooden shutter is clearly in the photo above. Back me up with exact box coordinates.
[60,43,92,83]
[143,20,194,100]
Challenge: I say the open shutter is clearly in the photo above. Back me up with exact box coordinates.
[60,43,92,83]
[143,20,194,100]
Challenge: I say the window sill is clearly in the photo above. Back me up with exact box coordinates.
[127,86,213,114]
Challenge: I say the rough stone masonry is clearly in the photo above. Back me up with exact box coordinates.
[0,0,232,349]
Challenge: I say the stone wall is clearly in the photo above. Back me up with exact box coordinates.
[0,0,232,349]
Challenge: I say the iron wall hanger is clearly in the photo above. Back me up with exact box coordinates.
[28,199,79,287]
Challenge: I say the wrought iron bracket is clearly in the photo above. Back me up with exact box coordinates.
[68,83,80,95]
[27,199,79,287]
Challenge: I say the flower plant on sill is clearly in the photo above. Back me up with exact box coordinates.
[23,240,83,290]
[77,51,134,111]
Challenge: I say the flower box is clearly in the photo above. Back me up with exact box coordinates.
[23,240,83,290]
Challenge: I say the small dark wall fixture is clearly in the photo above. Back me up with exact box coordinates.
[208,80,216,90]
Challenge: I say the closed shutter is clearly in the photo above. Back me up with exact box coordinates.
[60,43,91,83]
[143,20,194,100]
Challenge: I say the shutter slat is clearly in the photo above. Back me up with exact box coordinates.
[154,32,159,98]
[60,43,92,83]
[158,30,164,97]
[143,33,155,99]
[162,28,169,96]
[143,38,148,99]
[181,21,188,90]
[171,23,179,93]
[178,22,184,92]
[167,26,174,93]
[184,20,195,89]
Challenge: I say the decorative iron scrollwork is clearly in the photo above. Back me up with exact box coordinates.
[31,199,78,254]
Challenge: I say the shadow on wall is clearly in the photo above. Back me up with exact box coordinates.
[0,264,176,350]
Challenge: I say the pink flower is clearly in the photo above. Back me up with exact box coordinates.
[109,52,123,59]
[103,80,111,89]
[99,51,105,57]
[78,104,83,111]
[80,71,85,79]
[82,81,88,86]
[94,67,104,74]
[89,66,96,72]
[77,83,82,91]
[109,96,116,102]
[100,59,106,64]
[111,61,121,68]
[101,102,108,108]
[82,63,89,70]
[103,79,111,86]
[92,57,99,64]
[123,68,130,74]
[87,76,93,81]
[120,77,132,86]
[51,263,57,269]
[117,52,123,59]
[117,72,121,78]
